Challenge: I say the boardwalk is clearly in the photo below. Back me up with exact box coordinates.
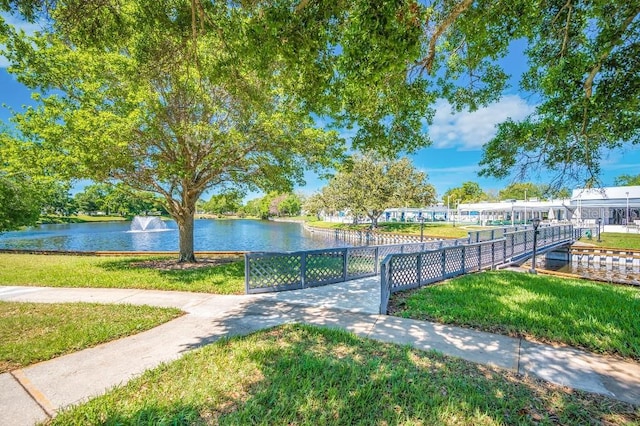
[1,277,639,425]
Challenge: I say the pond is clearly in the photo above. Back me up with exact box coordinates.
[0,219,351,253]
[538,258,640,286]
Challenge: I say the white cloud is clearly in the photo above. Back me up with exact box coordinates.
[424,165,480,174]
[428,95,535,151]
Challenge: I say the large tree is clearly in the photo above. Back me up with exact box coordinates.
[0,174,41,232]
[0,126,64,230]
[320,155,436,228]
[1,1,343,261]
[478,1,640,188]
[3,0,638,246]
[442,181,487,204]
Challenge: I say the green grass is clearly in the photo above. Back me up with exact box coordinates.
[580,232,640,250]
[0,254,245,294]
[391,271,640,360]
[307,221,470,238]
[0,301,182,372]
[39,214,129,224]
[50,324,638,425]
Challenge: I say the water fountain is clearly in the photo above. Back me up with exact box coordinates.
[130,216,169,232]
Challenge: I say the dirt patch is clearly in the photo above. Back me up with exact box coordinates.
[131,256,242,271]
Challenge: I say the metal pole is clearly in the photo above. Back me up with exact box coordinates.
[597,218,602,242]
[420,217,424,241]
[511,201,515,227]
[626,191,630,229]
[524,189,527,226]
[530,218,541,274]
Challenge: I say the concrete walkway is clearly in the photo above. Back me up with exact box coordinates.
[1,280,639,425]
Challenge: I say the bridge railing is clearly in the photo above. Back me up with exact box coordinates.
[380,225,574,313]
[244,237,468,294]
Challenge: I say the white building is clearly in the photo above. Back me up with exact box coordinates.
[319,186,640,228]
[455,186,640,226]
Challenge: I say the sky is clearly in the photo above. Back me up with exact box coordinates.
[2,14,639,201]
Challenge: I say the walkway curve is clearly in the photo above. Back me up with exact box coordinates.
[0,281,639,425]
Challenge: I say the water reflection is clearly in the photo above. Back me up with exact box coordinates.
[540,259,640,286]
[0,219,352,252]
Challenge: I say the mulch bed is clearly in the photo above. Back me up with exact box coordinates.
[130,256,242,271]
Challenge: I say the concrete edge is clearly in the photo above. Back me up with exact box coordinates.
[11,369,57,418]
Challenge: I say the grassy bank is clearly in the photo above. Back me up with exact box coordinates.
[0,302,182,372]
[390,271,640,360]
[307,221,470,239]
[579,232,640,250]
[39,214,129,224]
[50,325,638,425]
[0,254,245,294]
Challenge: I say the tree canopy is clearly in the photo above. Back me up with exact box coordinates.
[497,182,571,200]
[0,174,41,232]
[2,0,638,243]
[1,0,344,261]
[479,0,640,188]
[614,174,640,186]
[318,155,436,227]
[442,181,487,204]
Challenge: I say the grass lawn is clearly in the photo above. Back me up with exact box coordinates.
[579,232,640,250]
[0,301,182,373]
[0,254,245,294]
[49,324,638,425]
[307,221,470,239]
[390,271,640,360]
[39,214,129,224]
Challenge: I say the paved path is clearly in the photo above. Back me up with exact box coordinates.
[1,280,639,425]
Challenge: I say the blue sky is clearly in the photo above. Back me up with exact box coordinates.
[2,16,639,200]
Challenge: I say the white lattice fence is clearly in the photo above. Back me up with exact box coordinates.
[245,240,465,294]
[379,225,575,313]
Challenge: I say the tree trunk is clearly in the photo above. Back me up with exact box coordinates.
[368,212,379,229]
[177,210,196,263]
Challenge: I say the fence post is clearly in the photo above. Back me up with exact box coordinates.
[461,246,466,274]
[343,248,348,282]
[510,233,515,257]
[478,244,482,271]
[374,247,379,274]
[380,260,390,314]
[441,249,447,277]
[244,253,251,294]
[417,253,422,286]
[491,241,495,269]
[301,252,307,288]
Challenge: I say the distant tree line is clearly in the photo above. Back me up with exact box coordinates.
[441,182,573,206]
[203,192,304,219]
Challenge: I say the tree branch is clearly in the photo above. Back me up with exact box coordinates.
[560,1,572,58]
[421,0,473,74]
[583,8,640,98]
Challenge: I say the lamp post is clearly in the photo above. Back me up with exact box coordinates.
[524,189,527,225]
[530,217,541,274]
[447,195,450,223]
[453,200,459,227]
[420,216,425,242]
[511,200,515,227]
[597,217,602,242]
[626,191,630,229]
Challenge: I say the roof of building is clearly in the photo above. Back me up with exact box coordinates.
[572,186,640,200]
